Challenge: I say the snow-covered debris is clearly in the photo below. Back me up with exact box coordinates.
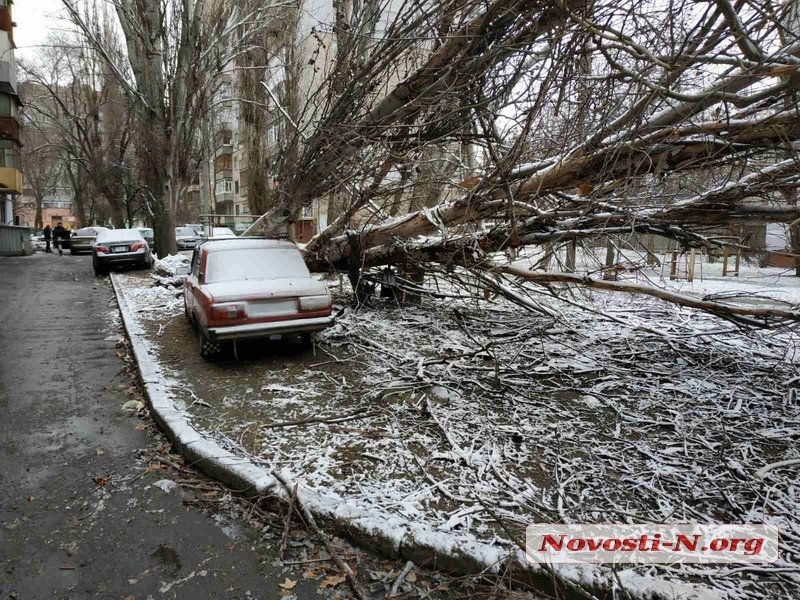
[153,479,179,494]
[115,267,800,600]
[153,254,190,277]
[151,254,190,288]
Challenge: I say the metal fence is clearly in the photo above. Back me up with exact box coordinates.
[0,225,32,256]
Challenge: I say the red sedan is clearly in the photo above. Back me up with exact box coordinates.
[183,238,334,358]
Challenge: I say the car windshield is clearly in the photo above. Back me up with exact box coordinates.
[176,227,196,237]
[205,248,310,282]
[97,229,144,243]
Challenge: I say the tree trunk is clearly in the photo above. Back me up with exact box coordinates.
[34,195,43,230]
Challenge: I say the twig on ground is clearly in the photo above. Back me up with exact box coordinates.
[388,560,416,597]
[272,472,370,600]
[262,409,379,429]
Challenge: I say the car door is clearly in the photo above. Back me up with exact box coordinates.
[185,249,201,318]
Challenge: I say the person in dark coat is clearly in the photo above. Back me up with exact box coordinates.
[43,225,52,253]
[52,222,68,255]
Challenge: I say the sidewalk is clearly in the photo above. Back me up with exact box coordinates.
[0,254,323,599]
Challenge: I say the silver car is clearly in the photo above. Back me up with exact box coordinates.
[92,229,153,276]
[70,226,110,255]
[176,226,203,249]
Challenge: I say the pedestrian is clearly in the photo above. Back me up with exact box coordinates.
[43,225,52,253]
[53,222,68,256]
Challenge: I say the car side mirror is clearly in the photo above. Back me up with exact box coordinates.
[175,265,190,276]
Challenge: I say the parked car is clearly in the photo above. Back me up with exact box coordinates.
[137,227,155,250]
[69,226,110,255]
[92,228,153,276]
[210,226,237,239]
[176,226,203,250]
[183,238,334,358]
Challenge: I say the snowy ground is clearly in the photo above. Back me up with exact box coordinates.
[115,253,800,600]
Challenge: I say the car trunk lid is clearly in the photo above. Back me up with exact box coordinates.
[203,278,328,303]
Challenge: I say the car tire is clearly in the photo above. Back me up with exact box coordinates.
[94,266,106,276]
[199,329,221,359]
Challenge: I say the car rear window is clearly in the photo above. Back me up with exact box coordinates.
[205,248,310,282]
[176,227,197,237]
[96,229,144,243]
[212,227,236,237]
[138,228,153,237]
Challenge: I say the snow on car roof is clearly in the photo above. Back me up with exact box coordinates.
[96,228,145,243]
[75,226,109,236]
[202,238,297,252]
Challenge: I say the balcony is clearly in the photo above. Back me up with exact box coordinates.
[215,144,232,159]
[215,169,232,181]
[0,6,12,34]
[0,62,16,92]
[0,167,22,193]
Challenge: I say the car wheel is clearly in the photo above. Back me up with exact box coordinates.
[199,329,221,359]
[94,266,106,276]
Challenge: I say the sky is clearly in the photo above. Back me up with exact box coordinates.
[13,0,66,61]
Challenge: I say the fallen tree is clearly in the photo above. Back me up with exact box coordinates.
[247,0,800,324]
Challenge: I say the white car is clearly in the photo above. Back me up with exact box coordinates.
[92,229,153,276]
[210,227,237,239]
[176,226,203,250]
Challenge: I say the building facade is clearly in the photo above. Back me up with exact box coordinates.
[0,0,21,225]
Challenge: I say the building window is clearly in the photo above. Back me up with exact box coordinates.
[0,140,19,169]
[302,205,313,219]
[234,180,239,194]
[0,94,16,118]
[267,126,278,145]
[235,204,240,216]
[215,179,233,195]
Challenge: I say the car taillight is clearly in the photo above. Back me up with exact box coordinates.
[130,242,145,251]
[95,245,110,254]
[211,303,246,321]
[299,294,332,312]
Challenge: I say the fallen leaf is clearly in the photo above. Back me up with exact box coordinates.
[406,571,417,583]
[134,423,147,432]
[26,496,35,502]
[303,567,324,579]
[95,448,105,456]
[122,400,144,411]
[278,578,297,590]
[319,573,346,589]
[93,475,112,487]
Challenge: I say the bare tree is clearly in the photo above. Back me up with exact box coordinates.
[19,93,63,230]
[61,0,284,254]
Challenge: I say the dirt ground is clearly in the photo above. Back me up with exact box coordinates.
[115,266,800,600]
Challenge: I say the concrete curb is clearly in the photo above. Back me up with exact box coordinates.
[109,273,718,600]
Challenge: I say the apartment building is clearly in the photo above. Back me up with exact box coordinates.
[197,0,464,240]
[0,0,21,225]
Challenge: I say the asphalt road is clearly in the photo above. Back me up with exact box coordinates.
[0,253,322,599]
